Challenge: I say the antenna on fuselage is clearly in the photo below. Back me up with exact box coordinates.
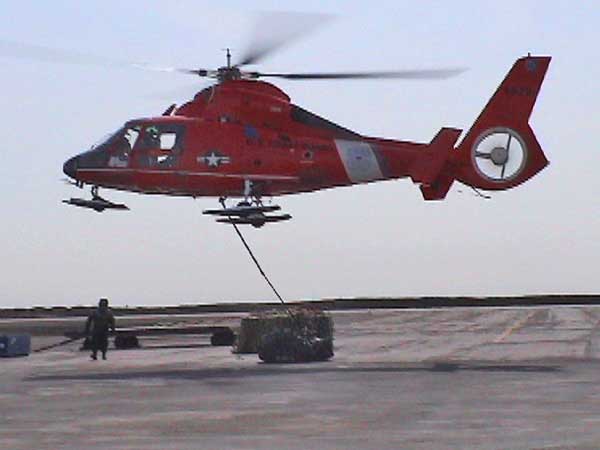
[224,48,232,68]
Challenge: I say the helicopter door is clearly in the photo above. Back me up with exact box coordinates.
[133,124,186,169]
[130,123,187,193]
[335,140,383,183]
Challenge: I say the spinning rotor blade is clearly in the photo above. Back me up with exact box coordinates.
[501,134,512,178]
[236,11,333,66]
[0,38,192,75]
[149,80,216,101]
[249,68,466,80]
[2,15,467,89]
[177,68,215,77]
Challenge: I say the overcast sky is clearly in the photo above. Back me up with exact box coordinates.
[1,1,598,307]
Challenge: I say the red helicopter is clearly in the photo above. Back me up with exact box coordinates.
[42,25,548,227]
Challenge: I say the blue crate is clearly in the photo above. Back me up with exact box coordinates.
[0,335,31,357]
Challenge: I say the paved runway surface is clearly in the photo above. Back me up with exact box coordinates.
[2,307,600,449]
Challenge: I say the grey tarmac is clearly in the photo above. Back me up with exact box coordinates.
[2,306,600,449]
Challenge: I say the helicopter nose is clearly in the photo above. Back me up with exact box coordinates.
[63,156,78,179]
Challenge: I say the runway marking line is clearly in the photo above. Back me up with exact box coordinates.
[494,311,537,343]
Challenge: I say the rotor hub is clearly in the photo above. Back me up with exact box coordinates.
[216,66,243,82]
[490,146,509,166]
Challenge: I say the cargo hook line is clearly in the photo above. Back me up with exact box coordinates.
[220,198,286,305]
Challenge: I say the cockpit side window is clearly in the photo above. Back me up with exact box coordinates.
[135,124,185,168]
[125,127,141,149]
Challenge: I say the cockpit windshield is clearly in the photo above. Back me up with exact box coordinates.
[90,132,114,150]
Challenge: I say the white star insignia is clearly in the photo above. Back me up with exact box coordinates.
[198,151,230,167]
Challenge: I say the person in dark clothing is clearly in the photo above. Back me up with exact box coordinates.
[85,298,116,360]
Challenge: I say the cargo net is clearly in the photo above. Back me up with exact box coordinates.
[234,308,334,363]
[226,211,334,362]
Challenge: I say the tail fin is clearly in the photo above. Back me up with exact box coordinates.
[413,128,461,200]
[454,55,551,190]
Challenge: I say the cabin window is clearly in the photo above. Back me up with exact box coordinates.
[159,133,177,150]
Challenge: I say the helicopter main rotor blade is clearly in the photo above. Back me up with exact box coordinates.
[0,38,193,75]
[236,12,333,67]
[249,68,467,80]
[177,68,215,77]
[149,80,216,101]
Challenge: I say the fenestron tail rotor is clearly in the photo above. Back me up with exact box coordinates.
[472,128,527,182]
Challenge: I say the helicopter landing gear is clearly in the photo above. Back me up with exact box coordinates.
[203,180,292,227]
[243,179,253,202]
[62,185,129,213]
[240,180,265,207]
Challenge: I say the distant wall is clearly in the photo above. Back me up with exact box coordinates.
[1,295,599,319]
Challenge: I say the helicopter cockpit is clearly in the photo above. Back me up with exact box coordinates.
[63,121,186,179]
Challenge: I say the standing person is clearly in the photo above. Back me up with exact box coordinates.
[85,298,116,360]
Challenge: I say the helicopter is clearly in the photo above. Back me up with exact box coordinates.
[2,17,551,228]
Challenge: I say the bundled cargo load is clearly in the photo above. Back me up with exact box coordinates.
[234,308,334,363]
